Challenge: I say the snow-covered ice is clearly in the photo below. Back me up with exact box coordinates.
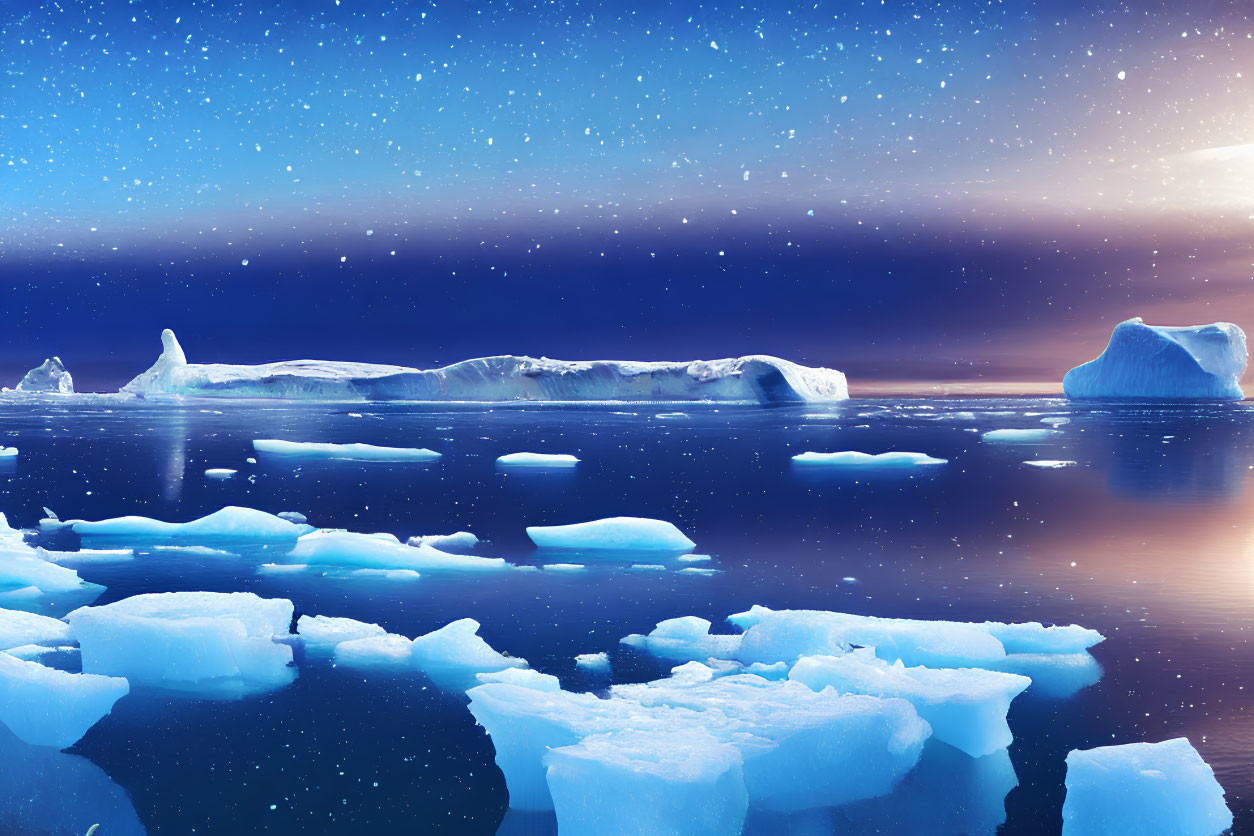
[296,614,387,651]
[205,468,237,479]
[574,652,610,672]
[67,592,295,691]
[0,651,128,748]
[0,513,104,613]
[333,618,527,688]
[120,329,849,404]
[287,529,506,572]
[1024,460,1076,468]
[14,357,73,394]
[791,451,947,468]
[253,439,441,462]
[527,517,696,552]
[477,667,562,692]
[1063,738,1232,836]
[0,447,15,459]
[0,607,72,651]
[72,506,314,544]
[1064,318,1247,400]
[497,452,579,467]
[406,531,479,552]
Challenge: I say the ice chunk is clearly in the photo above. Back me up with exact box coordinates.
[0,607,72,650]
[497,452,580,467]
[986,651,1102,699]
[0,513,104,614]
[410,618,527,688]
[789,651,1031,757]
[574,652,610,672]
[1063,738,1232,836]
[296,614,386,650]
[981,428,1058,443]
[277,511,307,524]
[541,563,585,572]
[121,330,848,404]
[288,529,507,572]
[15,357,73,393]
[477,667,562,692]
[0,447,16,458]
[982,620,1105,654]
[406,531,479,552]
[792,451,947,467]
[545,729,749,836]
[38,548,135,564]
[620,616,743,662]
[334,633,414,670]
[205,467,237,479]
[1023,460,1076,468]
[72,505,314,544]
[349,568,422,581]
[253,439,442,462]
[1064,318,1247,400]
[527,517,696,552]
[0,651,128,748]
[67,592,295,691]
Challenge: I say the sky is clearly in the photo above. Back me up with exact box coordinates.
[3,0,1254,390]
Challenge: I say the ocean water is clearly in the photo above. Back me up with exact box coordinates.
[0,397,1250,835]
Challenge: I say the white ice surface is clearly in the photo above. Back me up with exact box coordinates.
[15,357,73,394]
[253,439,441,462]
[527,517,696,552]
[792,451,947,467]
[406,531,479,552]
[287,529,506,572]
[0,650,128,748]
[0,607,72,650]
[497,452,579,467]
[72,506,314,543]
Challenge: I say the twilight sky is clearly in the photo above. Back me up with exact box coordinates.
[3,0,1254,390]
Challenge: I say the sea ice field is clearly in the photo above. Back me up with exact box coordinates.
[0,397,1249,835]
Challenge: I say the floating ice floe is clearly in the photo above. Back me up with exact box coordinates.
[334,618,527,689]
[1062,737,1232,836]
[72,506,314,544]
[574,652,610,672]
[0,513,103,614]
[788,649,1030,757]
[296,614,387,651]
[477,667,561,692]
[0,651,128,748]
[0,607,72,651]
[67,591,295,694]
[527,517,696,553]
[1063,317,1247,400]
[204,468,237,479]
[1023,460,1077,469]
[253,439,442,462]
[15,357,73,394]
[287,529,507,572]
[121,329,848,404]
[406,531,479,552]
[791,451,948,468]
[497,452,579,467]
[468,671,929,817]
[981,428,1058,443]
[38,548,135,565]
[0,447,16,459]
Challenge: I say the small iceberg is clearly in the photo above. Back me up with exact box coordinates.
[406,531,479,552]
[204,468,237,479]
[1063,317,1247,400]
[527,517,696,552]
[981,428,1058,443]
[0,513,104,614]
[791,451,947,468]
[14,357,73,394]
[497,452,579,467]
[574,652,610,672]
[296,614,387,652]
[1024,460,1077,469]
[1063,737,1232,835]
[0,448,16,459]
[0,651,129,748]
[287,529,507,572]
[333,618,528,689]
[253,439,441,462]
[0,608,72,651]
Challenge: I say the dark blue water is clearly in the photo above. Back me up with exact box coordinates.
[0,398,1250,835]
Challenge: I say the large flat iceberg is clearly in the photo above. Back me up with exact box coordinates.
[1063,317,1247,400]
[527,517,696,552]
[1062,737,1232,836]
[254,439,441,462]
[72,506,314,544]
[791,451,947,468]
[120,329,849,404]
[287,529,507,572]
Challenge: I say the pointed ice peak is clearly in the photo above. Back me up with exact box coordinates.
[160,329,187,366]
[15,356,74,393]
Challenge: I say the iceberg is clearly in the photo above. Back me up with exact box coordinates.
[478,667,562,692]
[204,467,237,479]
[120,329,849,404]
[332,618,527,688]
[788,650,1031,757]
[574,652,610,672]
[497,452,580,467]
[0,447,15,458]
[287,529,507,572]
[0,651,129,748]
[1063,318,1247,400]
[527,517,696,552]
[67,592,295,692]
[334,633,415,670]
[14,356,73,393]
[621,616,743,662]
[468,672,929,815]
[406,531,479,552]
[1062,738,1232,836]
[253,439,441,462]
[72,506,314,544]
[1023,460,1077,468]
[981,428,1058,443]
[791,451,947,468]
[545,729,749,836]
